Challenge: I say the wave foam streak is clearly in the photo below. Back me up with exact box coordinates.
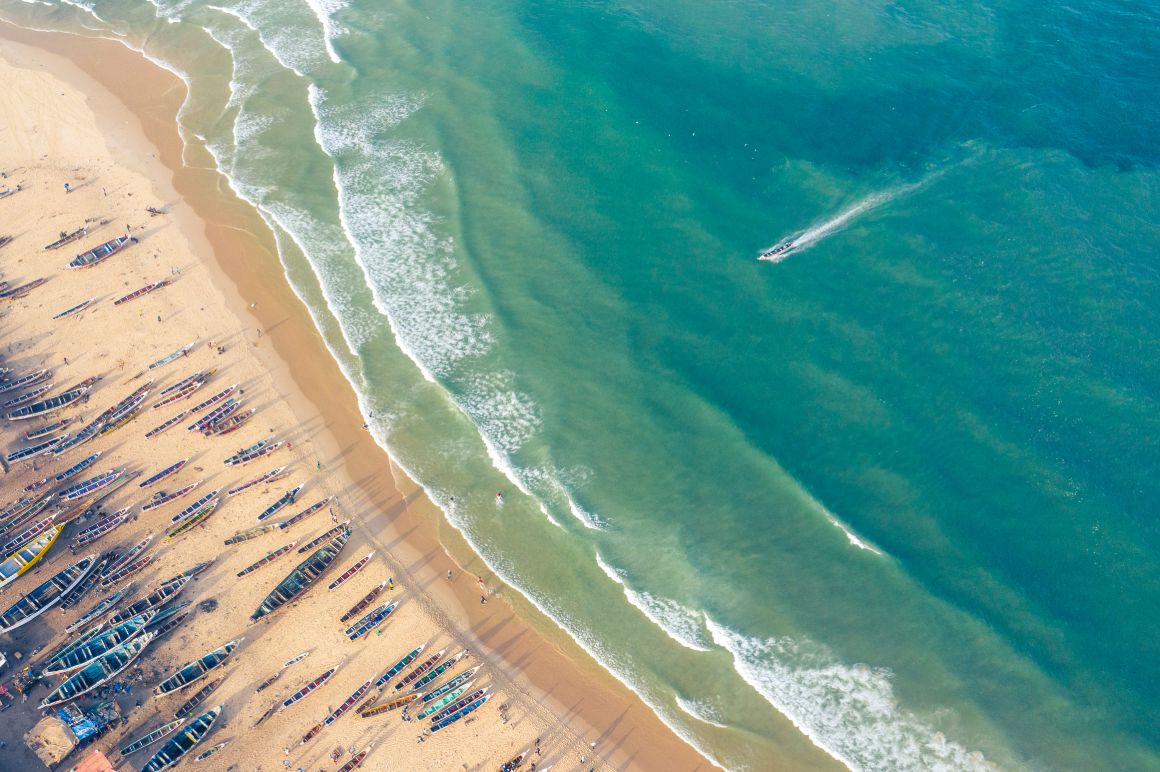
[596,553,710,652]
[705,617,993,771]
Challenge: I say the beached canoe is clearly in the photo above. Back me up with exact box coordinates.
[107,575,191,625]
[148,607,192,641]
[418,666,481,705]
[99,553,154,588]
[394,649,446,691]
[174,676,223,720]
[427,687,490,724]
[0,515,58,556]
[145,410,190,438]
[372,644,425,689]
[227,465,290,496]
[193,741,229,763]
[100,533,154,579]
[0,494,53,537]
[224,523,278,546]
[277,497,330,532]
[256,486,302,522]
[56,453,102,485]
[417,688,473,720]
[155,640,242,695]
[66,584,134,634]
[68,234,132,268]
[408,650,468,691]
[337,749,369,771]
[140,459,188,487]
[43,612,155,676]
[328,551,373,591]
[152,375,211,409]
[203,408,255,436]
[358,693,417,718]
[188,397,237,431]
[3,384,54,409]
[5,382,90,420]
[0,277,48,300]
[280,665,339,711]
[168,489,220,526]
[165,500,220,541]
[141,705,222,772]
[38,619,107,672]
[142,481,202,511]
[160,370,206,396]
[254,650,310,693]
[297,522,351,554]
[236,541,297,578]
[250,525,351,623]
[60,469,123,501]
[341,582,390,624]
[52,297,95,319]
[187,384,236,416]
[344,601,398,641]
[43,226,87,250]
[25,418,71,440]
[147,340,197,371]
[0,368,51,394]
[114,280,170,305]
[74,508,133,548]
[119,717,185,757]
[57,551,115,610]
[430,694,491,732]
[224,439,282,466]
[325,677,372,726]
[0,525,64,593]
[39,633,154,709]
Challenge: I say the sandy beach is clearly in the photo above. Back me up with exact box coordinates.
[0,28,712,772]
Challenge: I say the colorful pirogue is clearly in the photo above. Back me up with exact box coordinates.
[155,639,242,695]
[140,705,222,772]
[250,525,351,623]
[0,554,97,632]
[39,634,155,709]
[68,234,132,268]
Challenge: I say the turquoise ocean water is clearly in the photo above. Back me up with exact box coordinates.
[3,0,1159,768]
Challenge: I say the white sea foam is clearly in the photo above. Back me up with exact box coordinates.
[302,0,347,64]
[675,696,729,729]
[595,553,711,652]
[706,616,994,771]
[567,497,606,530]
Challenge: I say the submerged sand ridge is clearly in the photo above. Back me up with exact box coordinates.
[0,36,664,772]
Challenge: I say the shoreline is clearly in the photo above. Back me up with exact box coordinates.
[0,22,716,772]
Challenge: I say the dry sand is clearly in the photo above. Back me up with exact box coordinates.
[0,28,712,772]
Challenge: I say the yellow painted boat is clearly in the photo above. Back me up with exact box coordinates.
[0,524,63,592]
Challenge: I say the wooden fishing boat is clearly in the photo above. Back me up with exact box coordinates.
[152,375,211,409]
[0,494,53,536]
[193,741,229,763]
[174,676,223,719]
[148,608,191,641]
[341,582,389,624]
[224,523,277,546]
[0,493,35,521]
[344,601,398,641]
[417,682,478,720]
[107,575,191,625]
[146,599,192,633]
[358,693,417,717]
[228,465,289,496]
[394,649,446,691]
[324,677,372,727]
[0,525,64,593]
[337,749,369,772]
[0,277,48,300]
[145,410,189,438]
[99,552,154,589]
[147,340,197,371]
[0,515,57,555]
[297,522,351,554]
[224,440,282,466]
[4,384,54,409]
[5,428,66,459]
[0,368,51,394]
[68,234,132,268]
[114,280,170,305]
[119,717,185,757]
[188,397,237,430]
[255,650,310,693]
[140,459,189,487]
[250,525,351,623]
[6,382,90,420]
[99,398,147,434]
[25,418,71,440]
[203,408,255,436]
[409,650,467,691]
[431,694,490,732]
[372,644,425,689]
[182,559,216,578]
[256,486,302,522]
[74,507,132,548]
[236,540,297,578]
[187,384,236,415]
[169,489,219,524]
[44,226,87,250]
[39,633,154,708]
[43,612,155,676]
[280,665,339,711]
[56,452,101,482]
[160,370,206,396]
[141,481,202,511]
[101,533,154,579]
[141,705,222,772]
[66,584,134,633]
[52,298,95,319]
[327,551,373,591]
[165,500,219,541]
[278,497,330,531]
[60,469,122,501]
[38,619,107,671]
[154,639,242,695]
[0,234,10,248]
[57,551,115,610]
[428,687,489,724]
[23,476,53,493]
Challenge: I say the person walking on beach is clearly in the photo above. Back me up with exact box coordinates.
[63,182,71,193]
